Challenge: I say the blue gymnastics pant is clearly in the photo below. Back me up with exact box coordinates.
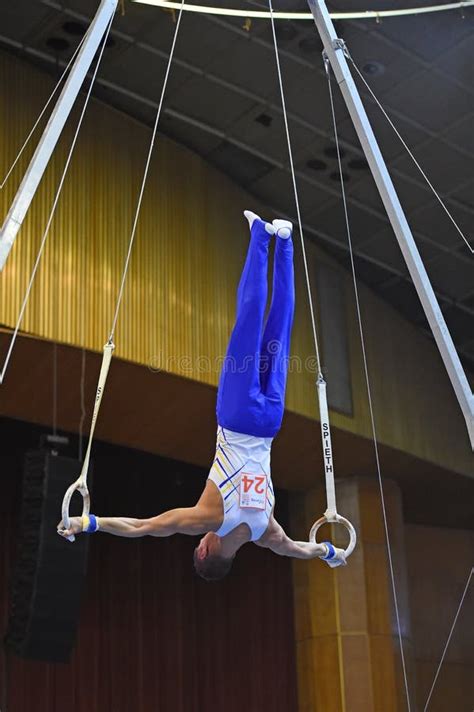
[216,218,295,438]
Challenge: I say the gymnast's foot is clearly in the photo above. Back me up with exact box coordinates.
[272,218,292,239]
[244,210,275,236]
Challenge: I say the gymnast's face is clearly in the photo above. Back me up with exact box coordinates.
[193,533,234,581]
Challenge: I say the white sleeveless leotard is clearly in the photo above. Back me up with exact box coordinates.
[208,427,275,541]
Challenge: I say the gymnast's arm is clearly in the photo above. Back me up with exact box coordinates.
[256,517,336,561]
[57,507,210,539]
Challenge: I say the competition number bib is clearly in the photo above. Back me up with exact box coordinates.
[240,473,267,510]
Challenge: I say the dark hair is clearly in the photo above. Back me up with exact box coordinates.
[193,548,234,582]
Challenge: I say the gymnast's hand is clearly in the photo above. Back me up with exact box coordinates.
[322,545,347,569]
[57,517,82,538]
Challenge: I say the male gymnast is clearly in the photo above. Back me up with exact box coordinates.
[58,211,346,579]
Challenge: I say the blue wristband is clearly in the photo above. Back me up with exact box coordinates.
[323,541,336,560]
[86,514,98,533]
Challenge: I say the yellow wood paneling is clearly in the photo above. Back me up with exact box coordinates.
[341,635,374,711]
[0,50,472,475]
[292,479,416,712]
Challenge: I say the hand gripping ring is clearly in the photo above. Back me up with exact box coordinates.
[309,513,357,559]
[61,480,90,543]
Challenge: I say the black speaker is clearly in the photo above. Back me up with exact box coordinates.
[4,450,90,662]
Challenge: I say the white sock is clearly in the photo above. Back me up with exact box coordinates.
[272,218,293,239]
[244,210,275,235]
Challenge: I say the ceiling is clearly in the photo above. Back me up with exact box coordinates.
[1,0,473,373]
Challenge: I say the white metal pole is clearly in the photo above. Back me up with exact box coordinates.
[307,0,474,449]
[0,0,118,272]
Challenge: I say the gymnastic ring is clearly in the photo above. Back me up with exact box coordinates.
[61,480,90,543]
[309,513,357,558]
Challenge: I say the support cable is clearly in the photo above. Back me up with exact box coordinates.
[61,0,186,539]
[0,15,115,385]
[424,566,473,711]
[325,56,413,711]
[78,247,87,462]
[267,0,321,374]
[268,0,356,561]
[78,219,87,462]
[347,53,473,255]
[107,2,184,343]
[0,33,86,190]
[52,342,58,438]
[79,347,87,462]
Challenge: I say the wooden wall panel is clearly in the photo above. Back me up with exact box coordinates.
[405,524,474,712]
[0,49,472,477]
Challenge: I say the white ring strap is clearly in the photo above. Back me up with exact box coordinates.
[317,376,337,519]
[61,342,114,541]
[313,377,357,558]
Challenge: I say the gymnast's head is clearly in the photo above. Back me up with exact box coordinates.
[193,532,234,582]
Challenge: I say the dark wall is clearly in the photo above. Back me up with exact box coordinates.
[0,418,297,712]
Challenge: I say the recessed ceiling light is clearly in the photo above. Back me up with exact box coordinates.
[306,158,327,171]
[46,37,71,52]
[324,145,346,159]
[362,61,385,77]
[255,113,272,128]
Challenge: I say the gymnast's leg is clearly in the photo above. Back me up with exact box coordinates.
[260,220,295,435]
[216,211,275,435]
